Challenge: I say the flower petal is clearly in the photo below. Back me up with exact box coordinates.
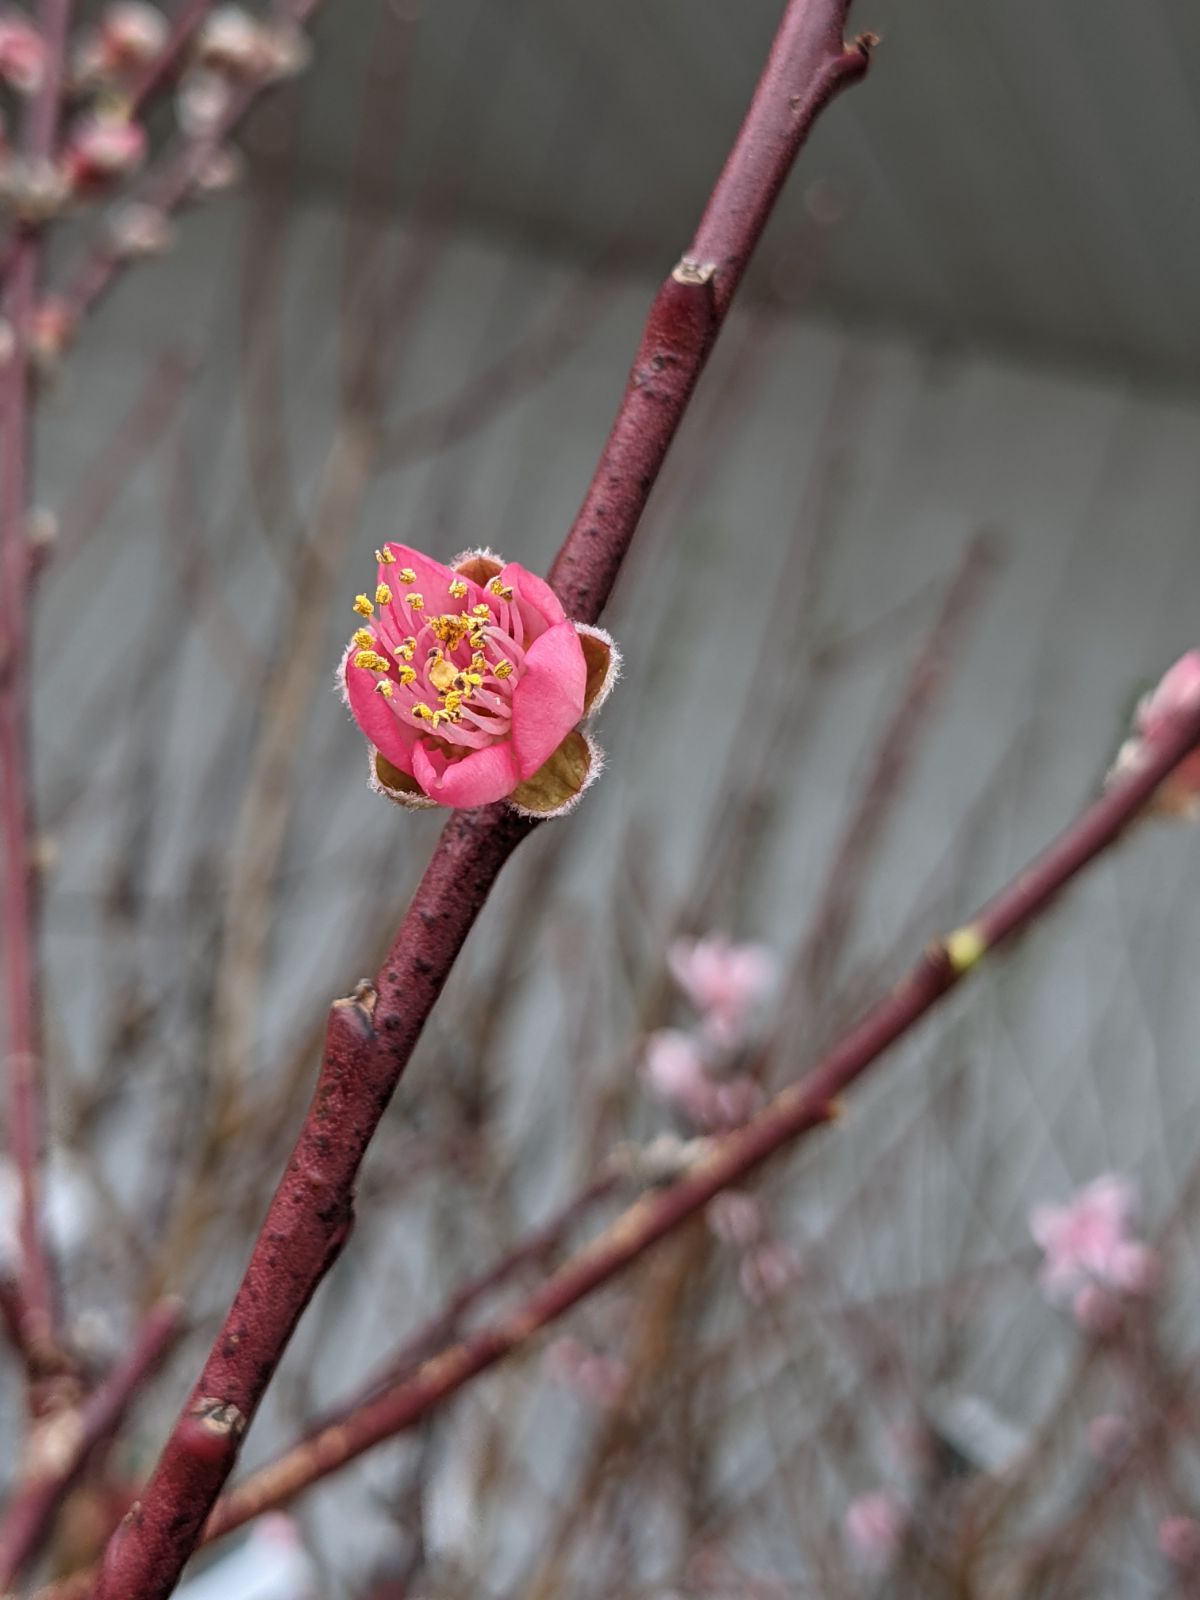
[503,562,565,637]
[411,739,521,809]
[342,645,416,774]
[575,623,622,716]
[382,543,482,616]
[510,620,587,778]
[369,749,437,809]
[508,730,598,818]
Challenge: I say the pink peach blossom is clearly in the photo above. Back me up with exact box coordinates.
[843,1489,908,1572]
[341,545,617,812]
[63,116,147,189]
[667,933,776,1046]
[1030,1174,1157,1302]
[0,12,45,93]
[640,1029,711,1121]
[74,2,166,81]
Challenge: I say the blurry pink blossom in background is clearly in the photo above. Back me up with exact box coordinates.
[1158,1515,1200,1570]
[667,934,776,1045]
[1029,1174,1159,1311]
[843,1489,908,1572]
[545,1336,627,1410]
[641,1029,711,1121]
[1110,649,1200,816]
[0,11,46,92]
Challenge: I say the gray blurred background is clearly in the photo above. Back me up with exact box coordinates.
[17,0,1200,1593]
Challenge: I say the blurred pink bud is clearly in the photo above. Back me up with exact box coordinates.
[1030,1174,1152,1302]
[195,5,263,74]
[641,1029,710,1119]
[1086,1413,1130,1465]
[706,1189,763,1247]
[1110,651,1200,817]
[1159,1515,1200,1569]
[64,116,147,189]
[0,12,46,93]
[176,69,232,136]
[29,296,75,374]
[545,1336,626,1410]
[843,1490,908,1572]
[667,933,776,1046]
[739,1240,803,1305]
[108,201,173,259]
[97,2,167,69]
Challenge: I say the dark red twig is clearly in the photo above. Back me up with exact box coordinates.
[0,1298,184,1588]
[87,4,870,1594]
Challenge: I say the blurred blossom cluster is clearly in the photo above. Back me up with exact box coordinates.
[1030,1173,1160,1333]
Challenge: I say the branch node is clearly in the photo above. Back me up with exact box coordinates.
[671,255,717,287]
[942,923,989,975]
[189,1398,247,1439]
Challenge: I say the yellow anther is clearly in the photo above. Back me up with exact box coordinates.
[494,659,514,680]
[396,638,416,661]
[429,656,457,693]
[353,594,374,617]
[375,583,392,606]
[352,628,374,649]
[487,577,514,600]
[408,593,425,611]
[397,567,416,584]
[375,679,395,698]
[442,691,463,715]
[377,547,396,564]
[472,603,491,618]
[354,649,390,672]
[412,702,433,721]
[398,665,416,685]
[449,578,468,598]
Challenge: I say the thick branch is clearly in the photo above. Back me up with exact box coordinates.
[89,4,870,1593]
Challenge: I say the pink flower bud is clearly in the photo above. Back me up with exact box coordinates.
[1110,651,1200,817]
[63,116,147,190]
[0,12,45,93]
[843,1490,908,1572]
[641,1030,709,1116]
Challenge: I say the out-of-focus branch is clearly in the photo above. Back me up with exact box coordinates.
[0,0,75,1377]
[194,694,1200,1537]
[50,0,325,329]
[86,5,872,1594]
[0,1297,184,1589]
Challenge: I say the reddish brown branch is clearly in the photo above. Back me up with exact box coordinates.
[85,3,870,1593]
[195,697,1200,1536]
[0,0,75,1374]
[0,1298,184,1589]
